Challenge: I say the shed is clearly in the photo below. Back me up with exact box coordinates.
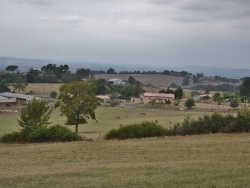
[142,92,175,104]
[0,92,35,105]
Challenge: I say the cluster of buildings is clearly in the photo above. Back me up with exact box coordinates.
[0,77,176,106]
[97,92,175,105]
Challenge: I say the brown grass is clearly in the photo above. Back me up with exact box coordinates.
[24,83,62,96]
[0,134,249,187]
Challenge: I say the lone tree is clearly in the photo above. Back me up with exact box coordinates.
[56,81,100,133]
[185,98,195,109]
[240,77,250,97]
[5,65,18,74]
[230,99,239,108]
[174,87,184,99]
[18,98,52,132]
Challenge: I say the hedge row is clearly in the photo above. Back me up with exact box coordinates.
[166,111,250,136]
[0,125,81,143]
[106,108,250,140]
[105,122,166,140]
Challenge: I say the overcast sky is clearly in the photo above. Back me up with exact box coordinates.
[1,0,250,69]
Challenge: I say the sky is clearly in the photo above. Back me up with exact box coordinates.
[1,0,250,69]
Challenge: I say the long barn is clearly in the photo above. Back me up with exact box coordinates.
[0,92,35,105]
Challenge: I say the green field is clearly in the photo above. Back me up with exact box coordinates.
[0,105,207,139]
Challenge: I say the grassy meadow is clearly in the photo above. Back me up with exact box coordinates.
[0,105,208,139]
[0,134,249,187]
[25,83,62,96]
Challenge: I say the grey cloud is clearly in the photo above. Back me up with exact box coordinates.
[168,0,250,23]
[7,0,55,6]
[150,0,176,4]
[179,0,224,11]
[1,0,250,69]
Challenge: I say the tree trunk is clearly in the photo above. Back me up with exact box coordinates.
[75,124,79,133]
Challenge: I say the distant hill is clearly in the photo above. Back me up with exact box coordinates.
[95,74,183,88]
[174,65,250,79]
[0,56,250,79]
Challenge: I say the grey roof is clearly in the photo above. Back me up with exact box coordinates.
[108,78,126,85]
[0,96,16,102]
[0,92,34,100]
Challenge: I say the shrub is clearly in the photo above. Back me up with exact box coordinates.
[165,99,171,105]
[50,91,57,99]
[0,130,28,143]
[185,98,195,109]
[1,125,81,143]
[235,106,250,132]
[230,99,239,108]
[28,125,81,143]
[18,98,52,132]
[106,122,166,140]
[166,112,247,136]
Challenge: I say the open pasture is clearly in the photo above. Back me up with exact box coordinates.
[0,133,249,187]
[24,83,62,96]
[0,105,210,139]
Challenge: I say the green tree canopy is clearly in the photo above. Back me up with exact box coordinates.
[56,81,100,133]
[17,98,52,132]
[75,68,89,80]
[120,84,137,99]
[240,77,250,97]
[230,99,239,108]
[182,76,190,86]
[5,65,18,74]
[128,76,136,85]
[12,75,28,93]
[174,87,183,99]
[107,68,115,74]
[93,78,108,95]
[0,77,10,92]
[185,98,195,109]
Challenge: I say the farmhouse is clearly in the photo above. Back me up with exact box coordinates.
[142,92,175,104]
[108,78,126,85]
[0,92,36,105]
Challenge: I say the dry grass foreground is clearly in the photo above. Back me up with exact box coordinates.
[0,134,249,188]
